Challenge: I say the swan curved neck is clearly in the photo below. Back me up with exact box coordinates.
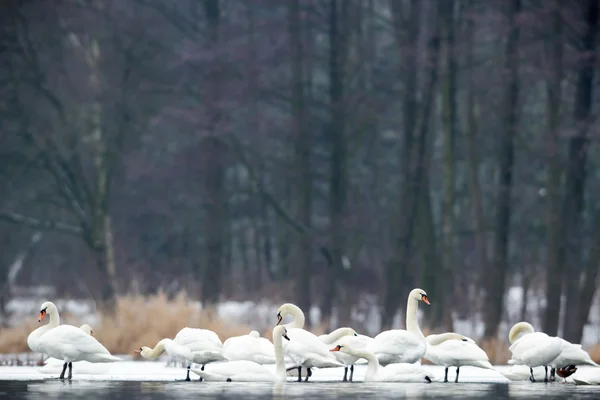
[406,297,424,339]
[146,339,169,359]
[426,333,463,346]
[320,328,353,345]
[349,348,380,381]
[283,305,305,329]
[509,322,535,344]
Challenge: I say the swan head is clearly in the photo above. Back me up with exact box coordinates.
[38,301,57,322]
[79,324,94,336]
[272,325,291,341]
[410,288,431,305]
[134,346,152,358]
[276,303,301,325]
[330,344,349,354]
[508,322,535,344]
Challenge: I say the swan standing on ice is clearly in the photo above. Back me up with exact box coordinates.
[424,333,493,382]
[366,288,430,366]
[39,324,107,375]
[507,321,562,382]
[136,327,225,381]
[275,303,345,381]
[330,343,432,382]
[31,301,122,380]
[190,325,291,382]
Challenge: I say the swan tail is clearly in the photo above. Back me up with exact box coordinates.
[97,354,124,363]
[507,359,517,365]
[474,360,495,370]
[191,369,227,382]
[585,359,600,367]
[573,378,592,386]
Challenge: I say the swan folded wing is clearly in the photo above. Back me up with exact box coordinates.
[376,363,430,382]
[38,325,117,362]
[163,339,194,361]
[175,328,223,347]
[284,329,342,367]
[435,340,490,363]
[368,330,426,363]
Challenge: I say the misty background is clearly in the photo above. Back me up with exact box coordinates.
[0,0,599,356]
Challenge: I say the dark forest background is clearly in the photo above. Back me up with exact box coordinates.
[0,0,599,344]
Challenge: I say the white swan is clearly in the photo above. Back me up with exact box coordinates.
[318,327,365,381]
[507,321,562,382]
[34,305,122,380]
[190,325,290,382]
[223,330,297,366]
[275,303,345,381]
[27,301,62,354]
[366,288,430,366]
[39,324,109,375]
[136,327,225,381]
[424,332,493,382]
[548,338,599,380]
[325,333,373,381]
[330,343,432,382]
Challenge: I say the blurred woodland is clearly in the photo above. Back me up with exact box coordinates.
[0,0,600,345]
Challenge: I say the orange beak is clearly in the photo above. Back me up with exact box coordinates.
[38,310,46,322]
[422,295,431,306]
[276,313,282,325]
[134,349,141,354]
[330,345,341,352]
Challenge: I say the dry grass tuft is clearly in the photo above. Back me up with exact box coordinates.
[0,291,251,356]
[480,337,511,365]
[587,344,600,363]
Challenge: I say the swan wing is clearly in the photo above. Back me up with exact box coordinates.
[509,333,562,366]
[38,325,120,363]
[377,363,431,382]
[284,329,342,367]
[368,330,426,364]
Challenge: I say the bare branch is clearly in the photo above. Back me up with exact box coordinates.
[0,211,82,235]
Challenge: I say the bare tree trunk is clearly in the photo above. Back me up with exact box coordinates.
[321,0,349,330]
[382,0,423,330]
[542,0,564,336]
[561,0,598,342]
[483,0,521,339]
[289,0,313,323]
[439,0,457,332]
[201,0,225,306]
[465,0,489,305]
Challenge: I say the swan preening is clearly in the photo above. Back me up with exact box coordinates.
[507,321,598,382]
[27,301,122,380]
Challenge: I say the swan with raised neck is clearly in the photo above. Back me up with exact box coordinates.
[406,288,430,339]
[27,301,61,352]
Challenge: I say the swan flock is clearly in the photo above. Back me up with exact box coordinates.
[26,288,600,384]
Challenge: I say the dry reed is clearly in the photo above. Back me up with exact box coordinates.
[0,291,251,356]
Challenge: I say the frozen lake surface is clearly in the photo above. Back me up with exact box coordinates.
[1,362,600,399]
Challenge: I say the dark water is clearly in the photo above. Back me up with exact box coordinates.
[2,380,600,399]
